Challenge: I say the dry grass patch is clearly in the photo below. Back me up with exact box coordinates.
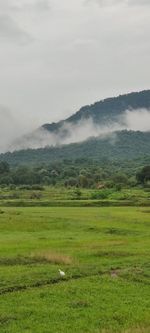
[123,328,150,333]
[31,251,73,265]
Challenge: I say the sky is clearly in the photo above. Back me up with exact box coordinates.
[0,0,150,133]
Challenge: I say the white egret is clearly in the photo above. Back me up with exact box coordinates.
[59,269,65,277]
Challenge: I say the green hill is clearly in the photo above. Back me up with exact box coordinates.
[0,131,150,166]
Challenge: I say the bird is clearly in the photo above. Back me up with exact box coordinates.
[59,269,65,277]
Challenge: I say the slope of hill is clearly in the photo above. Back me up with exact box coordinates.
[43,90,150,132]
[1,131,150,166]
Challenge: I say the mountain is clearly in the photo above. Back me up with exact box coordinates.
[9,90,150,152]
[42,90,150,133]
[1,90,150,165]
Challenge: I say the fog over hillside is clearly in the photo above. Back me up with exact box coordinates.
[1,89,150,153]
[3,108,150,152]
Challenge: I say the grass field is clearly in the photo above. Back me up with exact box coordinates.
[0,206,150,333]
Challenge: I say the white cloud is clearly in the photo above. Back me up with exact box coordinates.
[124,109,150,132]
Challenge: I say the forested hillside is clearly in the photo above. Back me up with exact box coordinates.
[1,131,150,166]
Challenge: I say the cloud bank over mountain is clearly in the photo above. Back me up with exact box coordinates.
[5,108,150,152]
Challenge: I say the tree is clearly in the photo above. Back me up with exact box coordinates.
[112,173,128,186]
[64,177,78,187]
[73,188,82,199]
[136,166,150,184]
[78,175,89,188]
[12,166,37,185]
[0,161,10,174]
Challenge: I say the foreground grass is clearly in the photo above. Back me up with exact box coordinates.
[0,207,150,332]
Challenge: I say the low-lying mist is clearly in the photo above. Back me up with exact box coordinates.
[0,107,21,153]
[1,108,150,153]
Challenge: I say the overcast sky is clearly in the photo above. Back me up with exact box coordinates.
[0,0,150,131]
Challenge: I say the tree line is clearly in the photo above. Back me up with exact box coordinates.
[0,160,149,188]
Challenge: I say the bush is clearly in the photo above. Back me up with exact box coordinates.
[91,190,111,199]
[72,189,82,200]
[115,184,122,191]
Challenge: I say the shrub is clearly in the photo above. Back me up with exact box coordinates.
[91,190,111,199]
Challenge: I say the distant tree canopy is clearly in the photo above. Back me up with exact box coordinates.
[136,166,150,184]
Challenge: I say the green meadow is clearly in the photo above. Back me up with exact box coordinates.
[0,205,150,333]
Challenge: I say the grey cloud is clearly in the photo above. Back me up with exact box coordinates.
[85,0,150,6]
[33,0,51,11]
[0,0,149,136]
[19,0,51,12]
[18,0,51,12]
[0,14,33,44]
[0,0,20,12]
[0,106,19,153]
[0,0,51,13]
[84,0,123,7]
[129,0,150,5]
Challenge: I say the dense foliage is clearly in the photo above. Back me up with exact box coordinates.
[0,158,149,188]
